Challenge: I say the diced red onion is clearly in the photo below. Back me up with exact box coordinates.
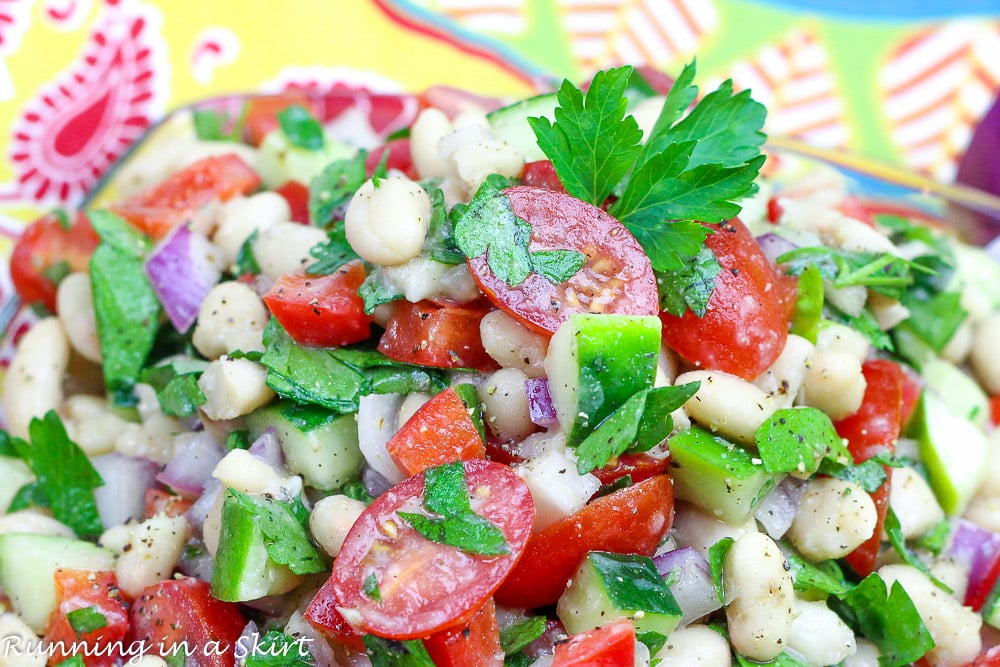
[236,620,259,658]
[91,453,159,528]
[144,225,224,333]
[653,546,722,625]
[177,541,214,581]
[950,519,1000,595]
[157,431,225,497]
[756,232,799,265]
[185,478,222,537]
[362,464,394,499]
[248,427,285,469]
[754,477,806,540]
[357,393,405,484]
[526,378,557,427]
[986,236,1000,265]
[285,611,342,667]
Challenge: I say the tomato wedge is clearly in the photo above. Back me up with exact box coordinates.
[386,385,486,476]
[262,261,371,348]
[834,359,905,577]
[378,299,499,371]
[551,618,636,667]
[44,569,129,667]
[144,488,194,518]
[273,180,311,224]
[494,475,674,609]
[10,211,100,313]
[319,459,533,640]
[112,154,260,239]
[466,186,659,335]
[660,218,796,380]
[423,599,504,667]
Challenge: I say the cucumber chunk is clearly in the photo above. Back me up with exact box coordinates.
[544,313,661,448]
[0,455,33,513]
[254,128,355,189]
[486,92,558,162]
[247,401,363,491]
[557,550,682,636]
[668,426,781,524]
[0,533,115,633]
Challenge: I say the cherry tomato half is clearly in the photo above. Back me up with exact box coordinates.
[321,458,534,640]
[10,211,100,313]
[467,186,659,335]
[44,569,129,667]
[551,618,636,667]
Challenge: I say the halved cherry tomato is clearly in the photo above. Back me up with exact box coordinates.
[273,180,311,224]
[144,488,194,518]
[991,396,1000,427]
[10,211,100,313]
[365,138,418,180]
[521,160,565,194]
[466,186,659,336]
[551,618,636,667]
[423,598,504,667]
[378,299,499,371]
[386,386,486,476]
[660,218,797,380]
[495,475,674,609]
[44,569,129,667]
[126,577,246,667]
[262,261,371,348]
[835,359,905,577]
[303,576,366,652]
[112,154,260,239]
[320,459,534,640]
[244,92,314,146]
[591,452,671,487]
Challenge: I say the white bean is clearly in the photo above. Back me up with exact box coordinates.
[309,494,366,557]
[799,349,866,420]
[0,612,47,667]
[480,310,549,377]
[868,291,911,332]
[787,599,857,666]
[451,137,524,195]
[971,312,1000,394]
[653,624,731,666]
[723,530,795,662]
[479,368,535,443]
[192,281,269,359]
[815,322,870,362]
[515,448,600,532]
[889,466,945,540]
[253,221,328,280]
[379,257,480,304]
[212,449,289,495]
[0,509,73,538]
[2,318,70,439]
[753,334,814,409]
[786,477,877,561]
[114,412,181,464]
[671,501,755,559]
[115,515,191,598]
[843,639,881,667]
[409,107,453,179]
[61,394,131,456]
[676,370,776,445]
[345,176,431,266]
[197,356,275,421]
[212,191,291,266]
[397,391,432,428]
[879,564,982,667]
[56,272,101,363]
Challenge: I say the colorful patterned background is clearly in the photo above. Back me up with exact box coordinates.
[0,0,997,236]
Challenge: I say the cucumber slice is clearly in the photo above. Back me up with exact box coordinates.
[0,533,115,633]
[668,426,781,524]
[556,550,682,636]
[254,128,355,189]
[486,92,558,162]
[544,313,661,448]
[247,401,363,491]
[909,392,988,516]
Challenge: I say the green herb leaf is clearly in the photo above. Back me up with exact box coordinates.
[234,229,262,276]
[755,407,850,475]
[192,109,234,142]
[655,243,721,316]
[499,616,547,655]
[66,606,108,637]
[307,225,360,276]
[340,479,375,506]
[884,507,951,591]
[829,573,933,667]
[636,631,668,658]
[790,263,824,343]
[278,104,325,150]
[53,657,86,667]
[708,537,734,603]
[308,153,368,228]
[363,572,382,602]
[245,630,315,667]
[140,360,209,417]
[782,546,850,596]
[225,430,252,451]
[818,457,889,493]
[222,488,327,574]
[88,210,161,405]
[358,272,404,314]
[528,67,643,206]
[364,635,436,667]
[12,411,103,539]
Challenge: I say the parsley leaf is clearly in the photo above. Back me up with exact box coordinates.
[755,407,850,475]
[656,243,721,316]
[708,537,734,603]
[234,229,261,276]
[309,152,368,228]
[453,175,584,287]
[781,545,850,596]
[884,507,950,591]
[220,488,327,575]
[398,462,509,556]
[245,630,315,667]
[307,226,360,275]
[363,572,382,602]
[11,411,104,539]
[140,359,208,417]
[364,635,436,667]
[66,606,107,637]
[499,616,547,655]
[278,104,325,150]
[528,67,643,206]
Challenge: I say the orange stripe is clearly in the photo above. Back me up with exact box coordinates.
[884,43,968,96]
[638,2,679,58]
[890,94,954,128]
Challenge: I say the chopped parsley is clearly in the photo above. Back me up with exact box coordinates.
[363,572,382,602]
[66,606,108,637]
[363,635,436,667]
[884,507,950,591]
[499,615,547,656]
[307,225,360,275]
[277,104,325,150]
[708,537,735,603]
[308,152,368,228]
[244,630,315,667]
[140,359,208,417]
[754,407,851,475]
[192,106,246,143]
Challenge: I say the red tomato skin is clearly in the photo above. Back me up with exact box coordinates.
[126,577,246,667]
[365,138,418,180]
[660,219,796,380]
[551,618,636,667]
[967,646,1000,666]
[422,599,504,667]
[386,386,486,477]
[263,261,371,348]
[467,186,659,335]
[966,550,1000,611]
[303,577,366,653]
[10,211,100,313]
[991,396,1000,427]
[378,299,499,371]
[112,154,260,239]
[591,453,671,487]
[325,459,534,640]
[274,180,311,224]
[44,569,130,667]
[244,92,314,146]
[521,161,566,193]
[144,488,194,518]
[495,475,674,609]
[835,359,905,577]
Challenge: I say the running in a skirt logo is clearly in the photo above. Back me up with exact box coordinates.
[0,631,313,663]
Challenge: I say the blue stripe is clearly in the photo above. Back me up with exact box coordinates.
[744,0,1000,20]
